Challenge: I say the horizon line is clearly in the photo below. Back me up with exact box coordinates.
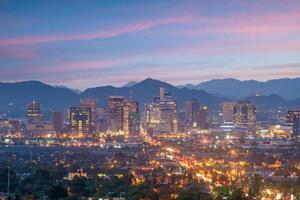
[1,76,300,91]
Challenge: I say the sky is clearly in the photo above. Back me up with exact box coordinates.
[0,0,300,90]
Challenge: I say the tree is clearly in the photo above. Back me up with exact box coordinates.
[48,185,68,199]
[69,176,88,196]
[177,184,212,200]
[214,186,247,200]
[0,168,19,193]
[19,168,53,197]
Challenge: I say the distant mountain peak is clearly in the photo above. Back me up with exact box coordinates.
[54,85,82,94]
[123,81,138,88]
[182,77,300,100]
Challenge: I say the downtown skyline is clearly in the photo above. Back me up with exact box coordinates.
[0,0,300,89]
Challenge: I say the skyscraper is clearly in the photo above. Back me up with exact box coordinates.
[52,111,64,133]
[145,88,178,134]
[286,110,300,136]
[185,99,201,127]
[123,101,140,135]
[198,106,208,129]
[234,100,256,132]
[185,99,208,129]
[27,100,43,124]
[80,99,99,132]
[107,96,125,132]
[69,107,91,134]
[222,101,236,124]
[160,87,171,99]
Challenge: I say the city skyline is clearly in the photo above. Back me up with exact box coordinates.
[0,0,300,89]
[0,1,299,199]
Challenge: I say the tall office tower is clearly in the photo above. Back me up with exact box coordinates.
[222,101,236,124]
[80,99,99,132]
[145,103,162,134]
[185,99,201,127]
[123,101,140,135]
[98,107,107,132]
[145,88,178,134]
[27,100,43,124]
[69,107,91,134]
[107,96,125,132]
[65,108,71,127]
[286,110,300,136]
[185,99,208,129]
[160,87,171,100]
[52,112,64,133]
[198,106,208,129]
[234,100,256,132]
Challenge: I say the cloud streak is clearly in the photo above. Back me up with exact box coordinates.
[0,16,198,46]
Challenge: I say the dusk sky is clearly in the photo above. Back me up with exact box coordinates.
[0,0,300,90]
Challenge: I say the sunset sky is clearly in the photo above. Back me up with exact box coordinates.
[0,0,300,89]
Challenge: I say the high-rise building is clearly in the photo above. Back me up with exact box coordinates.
[123,101,140,135]
[185,99,201,127]
[234,100,256,132]
[27,100,43,124]
[80,99,99,132]
[198,106,208,129]
[98,107,107,132]
[69,107,91,134]
[222,101,236,124]
[52,112,64,133]
[145,88,178,134]
[107,96,125,132]
[286,110,300,136]
[160,87,171,99]
[185,99,208,129]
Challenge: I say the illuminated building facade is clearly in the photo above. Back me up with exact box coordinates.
[0,118,20,135]
[145,88,178,134]
[222,101,236,124]
[80,99,99,132]
[123,101,140,135]
[107,96,125,132]
[27,100,43,124]
[256,125,292,139]
[286,110,300,136]
[69,107,91,134]
[233,100,256,132]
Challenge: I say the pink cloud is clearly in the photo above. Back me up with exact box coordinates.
[0,48,38,59]
[0,16,197,46]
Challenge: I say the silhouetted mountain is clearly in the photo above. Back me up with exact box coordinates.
[81,78,225,110]
[54,85,82,94]
[244,94,300,110]
[0,81,79,116]
[244,94,289,109]
[123,81,138,87]
[181,78,300,100]
[1,78,300,119]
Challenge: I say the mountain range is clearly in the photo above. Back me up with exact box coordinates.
[179,78,300,100]
[0,78,300,118]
